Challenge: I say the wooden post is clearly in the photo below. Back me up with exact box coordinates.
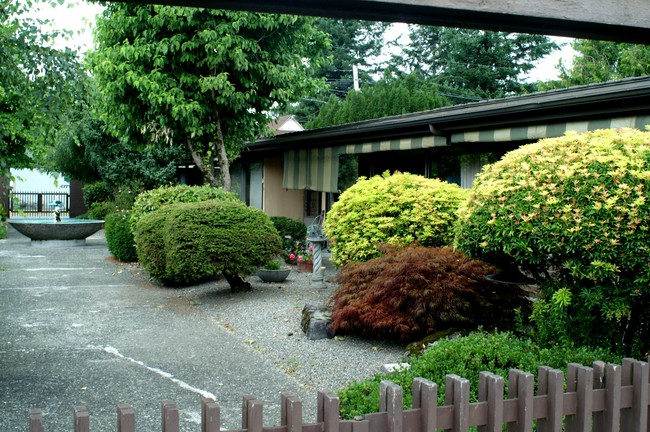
[446,374,470,432]
[162,400,179,432]
[245,397,264,432]
[413,378,437,432]
[603,363,622,432]
[630,359,649,432]
[593,361,606,432]
[74,406,90,432]
[537,366,563,432]
[202,397,220,432]
[478,372,504,432]
[117,404,135,432]
[380,381,403,432]
[317,391,340,432]
[507,370,534,432]
[621,358,634,431]
[29,408,43,432]
[575,365,594,432]
[285,395,303,432]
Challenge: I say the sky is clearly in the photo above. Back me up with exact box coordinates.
[40,1,574,82]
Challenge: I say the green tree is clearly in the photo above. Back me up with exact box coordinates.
[91,5,329,190]
[551,40,650,87]
[0,0,82,177]
[399,26,557,99]
[307,71,448,128]
[287,18,390,124]
[47,108,186,191]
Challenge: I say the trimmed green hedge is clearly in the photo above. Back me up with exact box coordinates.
[337,331,620,419]
[130,184,239,230]
[105,211,137,262]
[134,199,282,286]
[324,172,469,267]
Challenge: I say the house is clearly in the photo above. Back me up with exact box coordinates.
[233,76,650,225]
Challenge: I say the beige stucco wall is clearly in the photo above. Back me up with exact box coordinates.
[263,156,303,220]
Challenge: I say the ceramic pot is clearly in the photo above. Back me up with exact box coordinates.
[297,261,313,273]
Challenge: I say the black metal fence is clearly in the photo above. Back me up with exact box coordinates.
[10,191,70,218]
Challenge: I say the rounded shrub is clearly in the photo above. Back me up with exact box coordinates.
[324,172,469,267]
[454,128,650,356]
[337,331,620,419]
[328,245,530,342]
[134,199,282,288]
[130,184,239,230]
[105,211,137,262]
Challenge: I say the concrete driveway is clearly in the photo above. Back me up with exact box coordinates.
[0,227,343,431]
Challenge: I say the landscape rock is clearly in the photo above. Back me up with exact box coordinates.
[301,304,333,340]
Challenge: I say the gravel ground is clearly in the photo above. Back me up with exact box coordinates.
[126,260,408,394]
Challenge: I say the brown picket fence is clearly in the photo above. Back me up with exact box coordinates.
[28,357,648,432]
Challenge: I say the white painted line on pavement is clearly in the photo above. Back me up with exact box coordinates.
[90,345,217,401]
[23,268,103,271]
[0,284,132,291]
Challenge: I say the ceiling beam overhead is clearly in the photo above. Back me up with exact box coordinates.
[112,0,650,44]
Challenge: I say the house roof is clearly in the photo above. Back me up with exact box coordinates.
[244,76,650,156]
[267,115,304,136]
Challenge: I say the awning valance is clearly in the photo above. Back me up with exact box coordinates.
[282,136,446,192]
[451,115,650,143]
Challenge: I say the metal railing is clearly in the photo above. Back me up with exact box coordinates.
[9,191,70,218]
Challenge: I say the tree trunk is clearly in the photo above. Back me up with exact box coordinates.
[214,112,232,192]
[223,272,252,292]
[187,140,220,188]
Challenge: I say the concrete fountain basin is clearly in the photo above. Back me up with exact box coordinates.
[8,219,105,245]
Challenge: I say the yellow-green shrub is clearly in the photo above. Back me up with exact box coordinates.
[454,128,650,356]
[324,172,469,267]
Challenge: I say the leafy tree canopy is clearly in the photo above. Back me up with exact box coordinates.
[90,5,329,190]
[0,0,83,177]
[546,40,650,88]
[307,71,448,128]
[397,26,557,99]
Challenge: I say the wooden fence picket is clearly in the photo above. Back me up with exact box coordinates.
[74,406,89,432]
[201,397,220,432]
[116,404,134,432]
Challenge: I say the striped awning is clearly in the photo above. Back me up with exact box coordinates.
[282,136,447,192]
[451,115,650,143]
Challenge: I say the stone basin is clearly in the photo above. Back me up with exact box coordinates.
[8,219,105,245]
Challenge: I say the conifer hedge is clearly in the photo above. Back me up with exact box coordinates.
[134,199,282,288]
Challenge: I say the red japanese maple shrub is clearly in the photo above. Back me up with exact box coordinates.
[328,245,531,342]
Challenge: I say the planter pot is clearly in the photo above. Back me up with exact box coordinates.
[256,268,291,282]
[297,261,313,273]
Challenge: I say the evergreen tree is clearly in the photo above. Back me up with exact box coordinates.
[307,71,448,128]
[398,26,557,99]
[545,40,650,88]
[287,18,390,124]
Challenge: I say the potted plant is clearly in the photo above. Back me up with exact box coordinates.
[290,245,314,273]
[256,259,291,282]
